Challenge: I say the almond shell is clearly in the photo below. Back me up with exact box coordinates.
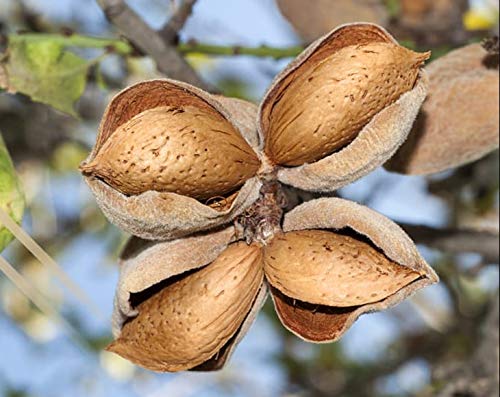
[111,228,268,371]
[82,79,263,240]
[109,241,265,372]
[258,23,429,192]
[267,197,438,342]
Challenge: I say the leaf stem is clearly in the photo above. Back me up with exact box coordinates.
[178,42,304,60]
[7,33,304,60]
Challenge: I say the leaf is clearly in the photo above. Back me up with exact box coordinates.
[0,133,25,253]
[0,35,91,116]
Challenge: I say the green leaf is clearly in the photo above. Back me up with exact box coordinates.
[0,35,91,116]
[0,133,25,253]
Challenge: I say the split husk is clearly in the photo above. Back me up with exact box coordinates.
[81,79,264,240]
[267,197,438,342]
[258,23,429,192]
[387,44,500,175]
[109,227,268,372]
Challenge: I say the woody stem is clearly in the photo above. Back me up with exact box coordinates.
[235,181,288,246]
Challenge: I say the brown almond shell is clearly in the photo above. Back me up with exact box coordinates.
[82,79,263,240]
[112,226,236,333]
[258,23,429,192]
[386,44,499,175]
[264,230,422,307]
[268,197,438,343]
[110,228,268,371]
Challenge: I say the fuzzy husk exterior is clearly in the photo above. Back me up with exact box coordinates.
[386,44,500,175]
[268,197,438,342]
[110,228,268,372]
[258,23,429,192]
[82,79,263,240]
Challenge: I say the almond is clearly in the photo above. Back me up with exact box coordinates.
[81,105,261,200]
[264,230,421,307]
[107,242,264,372]
[264,42,429,166]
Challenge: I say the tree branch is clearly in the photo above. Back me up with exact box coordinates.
[431,294,499,397]
[178,41,303,59]
[8,32,304,60]
[400,223,499,263]
[95,0,212,90]
[159,0,197,43]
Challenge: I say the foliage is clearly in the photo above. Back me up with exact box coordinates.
[0,134,24,253]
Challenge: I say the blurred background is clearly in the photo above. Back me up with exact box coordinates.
[0,0,498,396]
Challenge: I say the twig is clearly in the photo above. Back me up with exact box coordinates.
[430,294,499,397]
[0,207,106,321]
[178,42,303,59]
[400,223,499,263]
[0,254,89,349]
[159,0,197,43]
[8,32,304,60]
[95,0,211,90]
[9,33,132,55]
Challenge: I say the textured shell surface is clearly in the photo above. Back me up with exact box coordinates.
[264,41,429,166]
[82,105,260,199]
[264,230,421,307]
[107,242,264,372]
[80,79,264,241]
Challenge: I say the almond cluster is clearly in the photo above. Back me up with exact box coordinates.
[80,23,499,372]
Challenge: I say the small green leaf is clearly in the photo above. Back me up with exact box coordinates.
[0,133,24,253]
[94,63,108,91]
[0,35,91,116]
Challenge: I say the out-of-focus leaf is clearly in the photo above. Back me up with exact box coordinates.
[277,0,387,42]
[94,63,108,91]
[0,35,91,116]
[0,133,24,253]
[50,142,88,172]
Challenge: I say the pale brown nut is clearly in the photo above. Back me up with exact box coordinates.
[112,226,236,332]
[386,44,500,175]
[259,23,429,192]
[108,236,266,372]
[277,0,388,43]
[265,197,437,343]
[263,41,428,166]
[264,230,421,307]
[81,79,263,240]
[81,106,260,199]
